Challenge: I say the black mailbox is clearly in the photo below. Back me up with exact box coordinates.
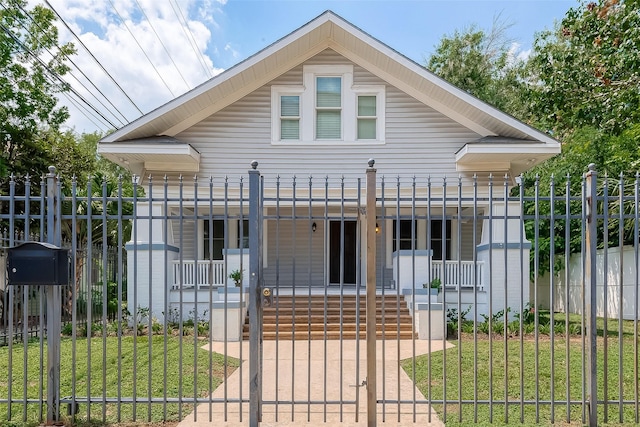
[7,242,70,286]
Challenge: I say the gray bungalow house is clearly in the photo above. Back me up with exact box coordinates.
[98,11,559,322]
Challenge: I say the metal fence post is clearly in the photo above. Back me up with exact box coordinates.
[248,161,262,426]
[585,163,598,427]
[46,166,62,423]
[365,159,377,427]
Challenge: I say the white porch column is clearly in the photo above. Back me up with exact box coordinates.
[125,202,178,323]
[476,201,530,319]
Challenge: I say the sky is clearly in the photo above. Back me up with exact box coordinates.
[36,0,577,134]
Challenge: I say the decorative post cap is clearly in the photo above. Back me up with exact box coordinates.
[588,163,596,172]
[368,159,375,168]
[251,160,258,170]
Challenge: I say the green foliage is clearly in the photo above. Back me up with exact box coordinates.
[526,0,640,136]
[76,281,124,321]
[0,0,75,178]
[228,269,243,286]
[424,277,441,289]
[427,15,527,115]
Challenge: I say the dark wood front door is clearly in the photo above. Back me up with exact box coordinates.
[329,220,357,285]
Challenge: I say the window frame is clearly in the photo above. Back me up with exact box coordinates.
[271,86,304,142]
[271,65,385,145]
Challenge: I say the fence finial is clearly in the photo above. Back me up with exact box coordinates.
[251,160,258,170]
[368,159,375,168]
[47,166,56,176]
[588,163,596,172]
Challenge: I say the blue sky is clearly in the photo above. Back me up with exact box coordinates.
[212,1,575,68]
[43,0,577,133]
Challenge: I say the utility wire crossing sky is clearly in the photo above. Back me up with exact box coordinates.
[22,0,576,134]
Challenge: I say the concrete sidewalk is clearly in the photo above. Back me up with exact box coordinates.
[177,339,452,426]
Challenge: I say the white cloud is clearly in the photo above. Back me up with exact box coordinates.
[33,0,226,133]
[506,41,531,66]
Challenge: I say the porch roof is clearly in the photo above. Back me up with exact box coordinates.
[455,136,560,176]
[98,136,200,175]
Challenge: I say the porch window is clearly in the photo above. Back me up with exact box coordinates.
[238,219,249,248]
[392,219,452,260]
[430,219,452,260]
[392,219,415,251]
[203,220,224,260]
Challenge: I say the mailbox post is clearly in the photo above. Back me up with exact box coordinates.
[7,241,69,424]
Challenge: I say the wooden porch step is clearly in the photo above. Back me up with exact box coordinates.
[243,294,416,341]
[259,330,417,340]
[261,314,413,323]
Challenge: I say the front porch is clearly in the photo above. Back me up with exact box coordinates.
[171,258,485,290]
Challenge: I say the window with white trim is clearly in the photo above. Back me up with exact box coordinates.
[271,65,385,144]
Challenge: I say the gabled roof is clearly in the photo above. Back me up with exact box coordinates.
[100,10,559,151]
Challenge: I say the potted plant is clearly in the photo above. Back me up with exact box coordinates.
[229,269,243,287]
[427,277,441,296]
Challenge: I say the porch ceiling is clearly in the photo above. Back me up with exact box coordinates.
[98,136,200,175]
[455,138,560,176]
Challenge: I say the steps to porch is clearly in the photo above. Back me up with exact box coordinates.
[242,294,417,340]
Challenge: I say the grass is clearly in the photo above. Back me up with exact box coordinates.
[0,335,239,426]
[402,312,640,426]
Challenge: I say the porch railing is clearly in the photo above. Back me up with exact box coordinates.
[172,260,226,289]
[431,260,484,290]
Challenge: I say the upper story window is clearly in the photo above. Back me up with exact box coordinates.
[316,76,342,139]
[280,95,300,140]
[271,64,385,144]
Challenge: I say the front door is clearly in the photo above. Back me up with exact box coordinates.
[329,220,357,284]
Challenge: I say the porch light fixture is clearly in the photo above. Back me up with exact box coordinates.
[312,222,317,232]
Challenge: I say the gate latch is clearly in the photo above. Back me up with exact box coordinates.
[349,379,367,388]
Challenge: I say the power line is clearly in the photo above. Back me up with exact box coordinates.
[170,0,212,79]
[0,20,119,128]
[134,0,191,91]
[106,0,177,98]
[44,0,144,117]
[4,1,129,126]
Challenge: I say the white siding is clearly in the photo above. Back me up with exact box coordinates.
[177,49,480,182]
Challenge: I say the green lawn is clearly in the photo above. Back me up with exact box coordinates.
[0,335,238,425]
[403,313,640,426]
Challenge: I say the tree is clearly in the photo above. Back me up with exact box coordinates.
[0,0,75,179]
[426,16,527,116]
[526,0,640,137]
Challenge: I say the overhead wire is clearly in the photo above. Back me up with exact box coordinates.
[0,20,119,129]
[4,1,128,127]
[43,0,144,117]
[133,0,191,91]
[170,0,213,79]
[106,0,177,98]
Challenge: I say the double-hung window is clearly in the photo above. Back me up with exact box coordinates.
[280,95,300,140]
[357,95,377,139]
[315,76,342,139]
[271,64,385,143]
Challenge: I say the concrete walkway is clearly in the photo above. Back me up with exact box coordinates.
[177,339,452,426]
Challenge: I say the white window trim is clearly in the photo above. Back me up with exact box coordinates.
[271,85,304,142]
[271,65,385,145]
[353,85,385,142]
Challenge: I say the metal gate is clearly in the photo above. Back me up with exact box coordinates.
[1,162,639,426]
